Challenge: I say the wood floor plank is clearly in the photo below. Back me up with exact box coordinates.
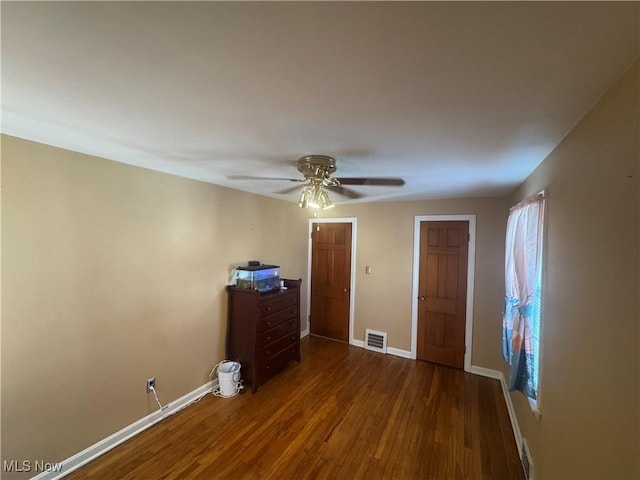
[65,336,524,480]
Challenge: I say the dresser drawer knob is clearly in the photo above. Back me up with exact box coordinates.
[266,306,271,311]
[266,336,271,342]
[265,321,271,327]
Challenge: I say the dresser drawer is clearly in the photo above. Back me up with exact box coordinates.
[258,319,297,347]
[260,345,297,380]
[259,291,297,317]
[260,331,297,361]
[259,306,297,331]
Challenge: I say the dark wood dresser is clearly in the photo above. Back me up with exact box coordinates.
[226,278,301,393]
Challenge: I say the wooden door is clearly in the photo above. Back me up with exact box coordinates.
[417,221,468,369]
[310,223,352,342]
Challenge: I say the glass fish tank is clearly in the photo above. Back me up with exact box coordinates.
[235,264,280,293]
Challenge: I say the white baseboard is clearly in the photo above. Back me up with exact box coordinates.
[468,365,502,380]
[351,339,365,348]
[497,372,523,453]
[469,365,523,454]
[300,328,309,338]
[32,380,216,480]
[386,347,412,359]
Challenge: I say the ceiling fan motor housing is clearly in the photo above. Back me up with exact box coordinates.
[297,155,337,181]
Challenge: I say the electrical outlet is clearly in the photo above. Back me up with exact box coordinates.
[146,377,155,393]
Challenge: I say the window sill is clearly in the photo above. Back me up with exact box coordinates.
[528,397,542,421]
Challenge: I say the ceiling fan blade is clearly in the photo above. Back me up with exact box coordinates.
[227,175,304,182]
[275,184,306,195]
[326,185,364,199]
[336,177,405,186]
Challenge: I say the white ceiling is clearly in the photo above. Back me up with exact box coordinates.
[2,2,638,204]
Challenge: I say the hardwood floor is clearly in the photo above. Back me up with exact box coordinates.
[66,336,524,480]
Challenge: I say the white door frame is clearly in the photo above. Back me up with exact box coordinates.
[411,215,476,372]
[305,217,357,345]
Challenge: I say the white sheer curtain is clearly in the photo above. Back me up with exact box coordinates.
[502,193,545,399]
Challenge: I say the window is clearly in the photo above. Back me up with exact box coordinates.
[529,275,542,399]
[502,192,545,407]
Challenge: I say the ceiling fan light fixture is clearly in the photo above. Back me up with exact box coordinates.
[298,183,334,210]
[319,190,334,210]
[298,188,310,208]
[307,186,322,209]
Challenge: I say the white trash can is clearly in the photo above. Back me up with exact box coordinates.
[214,361,241,397]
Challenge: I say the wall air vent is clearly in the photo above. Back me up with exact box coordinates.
[364,329,387,354]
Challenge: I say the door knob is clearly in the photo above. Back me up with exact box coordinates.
[344,288,349,293]
[419,296,426,301]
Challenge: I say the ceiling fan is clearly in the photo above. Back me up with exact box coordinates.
[228,155,405,209]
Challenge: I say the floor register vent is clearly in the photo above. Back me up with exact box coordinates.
[364,329,387,354]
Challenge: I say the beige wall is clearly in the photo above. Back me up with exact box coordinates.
[1,135,309,477]
[325,196,508,368]
[507,61,639,479]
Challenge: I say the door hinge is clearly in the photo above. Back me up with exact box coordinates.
[468,233,470,242]
[464,345,467,354]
